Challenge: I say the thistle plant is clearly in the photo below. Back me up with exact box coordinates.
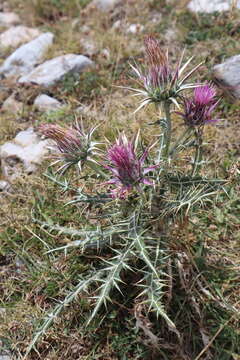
[27,35,226,356]
[177,83,219,175]
[105,133,157,198]
[129,35,202,110]
[39,121,100,174]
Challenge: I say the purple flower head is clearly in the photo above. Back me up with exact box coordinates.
[142,36,176,102]
[144,35,168,68]
[39,122,98,173]
[144,64,172,92]
[178,84,219,128]
[127,35,203,112]
[105,134,156,198]
[39,123,84,155]
[194,84,216,105]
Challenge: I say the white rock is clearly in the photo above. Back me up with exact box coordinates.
[126,24,144,34]
[0,12,20,27]
[0,128,51,180]
[188,0,240,13]
[0,32,54,78]
[0,356,12,360]
[88,0,122,12]
[0,26,41,49]
[1,94,23,113]
[18,54,94,87]
[151,12,162,24]
[112,19,122,30]
[14,127,40,147]
[213,55,240,98]
[0,307,7,316]
[0,355,12,360]
[34,94,63,112]
[112,21,144,34]
[0,180,10,191]
[0,142,25,179]
[101,48,110,60]
[0,2,11,12]
[81,25,91,34]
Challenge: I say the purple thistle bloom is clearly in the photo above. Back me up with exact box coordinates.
[144,35,168,67]
[178,84,219,128]
[105,134,156,198]
[126,35,203,112]
[194,84,216,105]
[144,64,172,92]
[141,36,178,104]
[39,124,84,156]
[38,122,98,173]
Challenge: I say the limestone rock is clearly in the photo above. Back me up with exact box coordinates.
[0,180,10,191]
[0,12,20,27]
[100,48,110,60]
[150,12,162,24]
[1,94,23,113]
[213,55,240,99]
[0,2,11,12]
[34,94,63,112]
[18,54,94,87]
[126,23,144,34]
[0,127,51,180]
[0,32,54,78]
[188,0,240,13]
[0,355,12,360]
[88,0,122,12]
[81,25,91,34]
[14,127,40,147]
[0,306,7,315]
[112,19,122,30]
[0,26,41,49]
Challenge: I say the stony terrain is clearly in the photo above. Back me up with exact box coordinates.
[0,0,239,359]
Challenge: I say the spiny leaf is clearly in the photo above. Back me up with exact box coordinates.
[24,271,105,358]
[86,242,134,326]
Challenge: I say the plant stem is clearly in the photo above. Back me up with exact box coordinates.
[155,102,172,182]
[88,160,108,179]
[163,101,171,161]
[192,129,203,176]
[170,127,192,157]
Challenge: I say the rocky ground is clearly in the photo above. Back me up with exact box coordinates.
[0,0,239,359]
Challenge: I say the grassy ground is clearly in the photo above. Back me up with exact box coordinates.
[0,0,239,359]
